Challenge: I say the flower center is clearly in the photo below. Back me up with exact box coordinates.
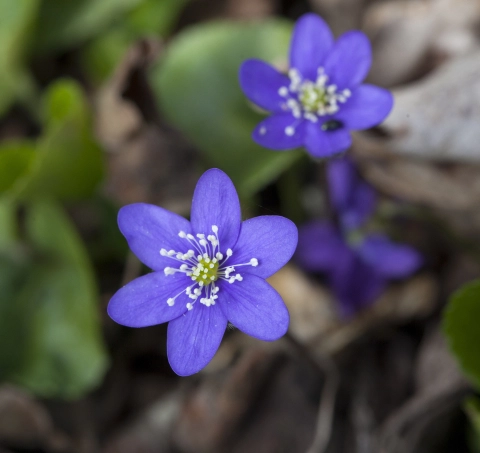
[267,67,351,138]
[161,225,258,311]
[191,258,219,285]
[299,82,328,114]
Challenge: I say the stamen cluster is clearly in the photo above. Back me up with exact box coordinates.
[161,225,258,311]
[277,67,351,137]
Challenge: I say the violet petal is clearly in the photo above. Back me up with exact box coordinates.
[330,252,385,317]
[336,84,393,130]
[327,156,376,230]
[358,234,422,278]
[232,216,298,279]
[322,31,372,89]
[107,272,189,327]
[218,274,289,341]
[295,221,349,272]
[304,122,352,157]
[190,168,241,250]
[118,203,192,272]
[239,59,290,112]
[253,113,306,150]
[289,13,334,81]
[167,303,227,376]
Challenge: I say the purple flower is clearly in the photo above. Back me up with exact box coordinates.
[296,221,422,317]
[239,13,393,158]
[327,156,376,230]
[108,169,297,376]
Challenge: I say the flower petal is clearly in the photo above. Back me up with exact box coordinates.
[336,84,393,130]
[253,113,306,150]
[167,303,227,376]
[239,59,290,112]
[330,255,385,318]
[327,157,356,211]
[322,31,372,89]
[231,216,298,279]
[190,169,241,250]
[218,274,289,341]
[295,221,350,273]
[107,272,189,327]
[118,203,192,272]
[340,181,376,230]
[289,13,334,81]
[327,157,376,230]
[357,234,422,278]
[304,121,352,158]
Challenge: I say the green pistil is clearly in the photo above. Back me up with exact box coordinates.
[192,258,219,285]
[299,84,327,112]
[346,229,364,248]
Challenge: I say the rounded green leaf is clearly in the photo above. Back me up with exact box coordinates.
[9,200,109,399]
[0,141,35,193]
[14,79,104,201]
[444,279,480,389]
[33,0,143,54]
[0,0,39,115]
[151,19,302,197]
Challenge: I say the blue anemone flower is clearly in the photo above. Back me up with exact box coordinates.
[296,156,421,316]
[239,13,393,158]
[296,221,422,317]
[108,169,298,376]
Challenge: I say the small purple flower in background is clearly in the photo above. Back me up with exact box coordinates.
[327,156,376,230]
[296,221,422,317]
[108,169,297,376]
[239,13,393,158]
[296,156,421,316]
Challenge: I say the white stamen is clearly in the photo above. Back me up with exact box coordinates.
[280,66,350,124]
[285,126,295,136]
[162,226,258,311]
[259,126,267,135]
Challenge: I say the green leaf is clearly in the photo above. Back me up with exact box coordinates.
[7,200,108,399]
[443,279,480,389]
[464,396,480,453]
[82,0,189,84]
[128,0,189,37]
[151,20,302,197]
[0,141,36,193]
[0,0,40,115]
[34,0,143,54]
[14,79,104,201]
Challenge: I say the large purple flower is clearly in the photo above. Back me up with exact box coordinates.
[108,169,297,376]
[327,156,376,230]
[239,13,393,158]
[296,221,422,317]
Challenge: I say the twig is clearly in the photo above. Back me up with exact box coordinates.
[285,333,339,453]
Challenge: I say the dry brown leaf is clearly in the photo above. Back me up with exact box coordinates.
[0,386,70,451]
[365,0,480,87]
[377,327,470,453]
[381,52,480,161]
[103,391,182,453]
[172,348,280,453]
[95,39,199,211]
[268,265,437,356]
